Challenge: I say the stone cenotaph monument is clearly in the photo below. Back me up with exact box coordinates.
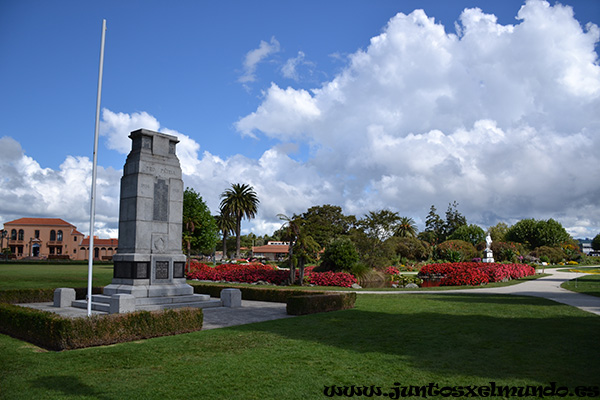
[68,128,238,313]
[105,128,191,298]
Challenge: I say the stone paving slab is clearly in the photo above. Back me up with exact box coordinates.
[17,298,294,329]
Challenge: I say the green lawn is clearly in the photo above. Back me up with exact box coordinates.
[1,294,598,399]
[0,263,114,290]
[561,274,600,298]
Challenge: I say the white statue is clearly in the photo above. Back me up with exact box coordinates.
[485,234,492,250]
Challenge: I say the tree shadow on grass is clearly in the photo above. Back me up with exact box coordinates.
[31,375,113,400]
[232,293,600,384]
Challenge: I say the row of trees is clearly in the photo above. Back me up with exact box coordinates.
[182,186,591,272]
[182,183,259,262]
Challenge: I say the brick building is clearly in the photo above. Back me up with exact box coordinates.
[1,217,117,261]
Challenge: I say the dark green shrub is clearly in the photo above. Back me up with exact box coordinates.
[286,292,356,315]
[0,287,104,304]
[448,224,485,246]
[389,236,430,261]
[592,233,600,251]
[319,238,359,272]
[0,304,203,351]
[531,246,565,264]
[436,240,477,262]
[490,242,525,262]
[506,218,571,250]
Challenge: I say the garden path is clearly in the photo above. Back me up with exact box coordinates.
[357,268,600,316]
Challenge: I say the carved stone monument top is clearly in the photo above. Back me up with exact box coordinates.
[105,128,191,298]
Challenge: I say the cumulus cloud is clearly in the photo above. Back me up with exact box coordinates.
[100,109,201,175]
[0,136,121,238]
[281,51,315,81]
[2,0,599,240]
[239,36,281,84]
[234,0,600,237]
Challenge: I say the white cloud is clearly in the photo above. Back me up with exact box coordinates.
[281,51,315,81]
[0,136,120,238]
[233,0,600,237]
[100,109,160,154]
[239,36,281,84]
[2,0,599,240]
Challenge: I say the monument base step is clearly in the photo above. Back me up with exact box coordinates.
[136,299,222,311]
[71,299,111,313]
[71,294,222,314]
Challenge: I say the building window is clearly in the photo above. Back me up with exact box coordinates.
[18,229,24,241]
[74,236,77,242]
[34,230,40,239]
[57,246,62,255]
[94,248,99,259]
[50,230,56,241]
[10,229,16,240]
[57,230,63,241]
[49,246,55,255]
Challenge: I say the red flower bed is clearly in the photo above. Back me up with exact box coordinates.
[419,262,535,287]
[385,266,400,275]
[187,261,359,287]
[186,261,289,285]
[307,271,357,288]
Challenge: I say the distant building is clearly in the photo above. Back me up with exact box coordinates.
[1,217,117,260]
[251,241,290,261]
[76,236,119,261]
[578,239,599,257]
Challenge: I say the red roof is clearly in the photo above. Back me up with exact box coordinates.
[4,217,75,227]
[252,244,289,254]
[80,237,118,247]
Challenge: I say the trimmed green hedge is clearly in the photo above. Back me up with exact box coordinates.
[0,304,203,351]
[0,287,104,304]
[287,293,357,315]
[191,283,357,315]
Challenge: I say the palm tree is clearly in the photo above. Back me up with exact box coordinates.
[220,183,259,259]
[278,214,301,283]
[215,207,235,260]
[396,216,418,238]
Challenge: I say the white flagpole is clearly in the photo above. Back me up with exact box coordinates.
[87,19,107,317]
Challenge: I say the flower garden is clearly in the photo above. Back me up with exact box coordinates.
[187,260,538,289]
[417,262,536,286]
[186,261,358,287]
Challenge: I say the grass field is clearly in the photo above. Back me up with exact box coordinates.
[1,263,599,399]
[1,294,598,399]
[0,263,114,290]
[561,274,600,298]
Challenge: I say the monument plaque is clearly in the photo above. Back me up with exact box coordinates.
[104,129,192,298]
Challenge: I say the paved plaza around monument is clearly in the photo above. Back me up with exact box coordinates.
[19,268,600,335]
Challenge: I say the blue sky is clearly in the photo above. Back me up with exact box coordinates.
[1,0,599,239]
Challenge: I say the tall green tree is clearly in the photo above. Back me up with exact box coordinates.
[591,233,600,251]
[443,201,467,238]
[220,183,260,259]
[215,207,235,260]
[298,204,355,248]
[278,213,301,282]
[506,218,571,250]
[487,222,509,242]
[182,188,218,267]
[395,216,418,238]
[352,210,400,268]
[293,234,321,285]
[448,224,485,246]
[421,205,444,244]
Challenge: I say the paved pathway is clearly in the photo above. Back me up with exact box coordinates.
[357,268,600,316]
